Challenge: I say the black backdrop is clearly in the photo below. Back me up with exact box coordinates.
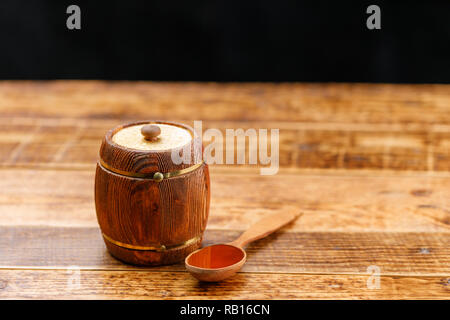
[0,0,448,82]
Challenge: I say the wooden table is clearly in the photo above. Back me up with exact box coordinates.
[0,82,449,299]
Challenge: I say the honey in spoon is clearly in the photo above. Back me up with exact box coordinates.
[185,210,302,282]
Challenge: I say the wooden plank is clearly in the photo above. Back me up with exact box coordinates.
[0,269,448,299]
[1,227,449,276]
[0,82,449,300]
[3,118,450,171]
[0,168,449,232]
[0,82,449,124]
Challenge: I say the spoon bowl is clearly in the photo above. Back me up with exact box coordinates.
[185,244,246,282]
[185,209,302,282]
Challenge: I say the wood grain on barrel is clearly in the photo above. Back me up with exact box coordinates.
[0,81,449,299]
[95,120,210,265]
[99,121,202,174]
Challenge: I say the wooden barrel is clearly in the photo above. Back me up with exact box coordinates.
[95,120,210,266]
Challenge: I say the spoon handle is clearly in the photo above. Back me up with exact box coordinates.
[229,209,302,248]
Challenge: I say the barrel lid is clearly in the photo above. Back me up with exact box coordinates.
[99,121,202,178]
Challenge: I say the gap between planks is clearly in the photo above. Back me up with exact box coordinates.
[0,266,448,278]
[1,168,450,232]
[4,164,450,179]
[5,116,450,132]
[1,227,448,276]
[3,116,450,171]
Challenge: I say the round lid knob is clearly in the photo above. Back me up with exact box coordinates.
[141,124,161,141]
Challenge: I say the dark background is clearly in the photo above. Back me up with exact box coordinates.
[0,0,449,83]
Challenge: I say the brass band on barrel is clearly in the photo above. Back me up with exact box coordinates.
[102,233,201,252]
[99,158,204,181]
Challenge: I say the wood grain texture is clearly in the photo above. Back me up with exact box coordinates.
[0,270,448,299]
[100,120,202,174]
[229,210,302,247]
[1,227,449,277]
[0,82,449,124]
[95,120,209,265]
[4,118,450,171]
[1,81,449,299]
[95,163,210,266]
[1,168,449,232]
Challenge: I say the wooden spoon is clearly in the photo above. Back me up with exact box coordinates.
[185,209,302,282]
